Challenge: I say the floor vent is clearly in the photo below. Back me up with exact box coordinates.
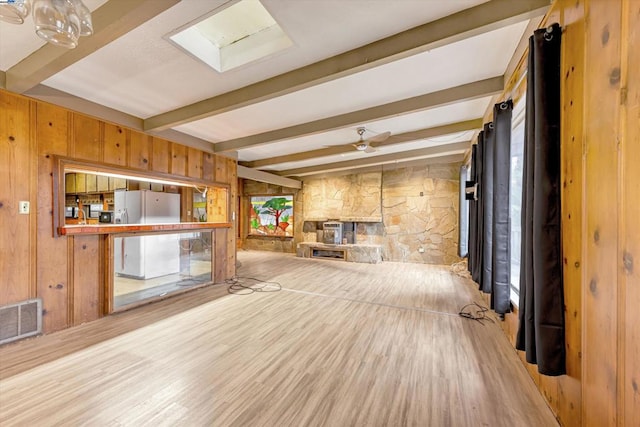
[0,298,42,346]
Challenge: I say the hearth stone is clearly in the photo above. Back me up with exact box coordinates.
[297,242,382,264]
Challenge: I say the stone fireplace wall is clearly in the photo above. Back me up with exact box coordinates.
[302,172,382,222]
[300,162,461,265]
[382,163,460,264]
[242,160,461,265]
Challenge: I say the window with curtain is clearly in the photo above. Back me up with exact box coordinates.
[458,164,470,258]
[509,94,526,306]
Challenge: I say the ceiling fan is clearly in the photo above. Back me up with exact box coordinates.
[349,127,391,153]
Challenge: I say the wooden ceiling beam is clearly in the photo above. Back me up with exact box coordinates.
[237,166,302,189]
[143,0,550,131]
[214,77,502,153]
[5,0,180,94]
[240,118,482,168]
[276,141,469,177]
[297,154,467,180]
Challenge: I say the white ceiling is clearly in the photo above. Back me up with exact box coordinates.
[0,0,548,181]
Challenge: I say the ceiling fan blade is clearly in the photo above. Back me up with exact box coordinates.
[366,131,391,144]
[364,145,377,153]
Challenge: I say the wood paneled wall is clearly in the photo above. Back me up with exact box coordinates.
[495,1,639,425]
[0,89,237,334]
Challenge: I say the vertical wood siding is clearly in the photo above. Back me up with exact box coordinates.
[0,90,237,334]
[496,1,639,425]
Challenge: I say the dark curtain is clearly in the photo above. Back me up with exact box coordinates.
[467,145,478,277]
[471,132,484,284]
[491,101,513,314]
[515,23,565,376]
[481,122,494,294]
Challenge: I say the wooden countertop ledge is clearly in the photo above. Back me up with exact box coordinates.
[59,222,232,236]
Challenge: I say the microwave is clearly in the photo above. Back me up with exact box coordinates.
[99,211,113,223]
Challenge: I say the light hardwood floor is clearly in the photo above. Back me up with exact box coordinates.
[0,250,558,426]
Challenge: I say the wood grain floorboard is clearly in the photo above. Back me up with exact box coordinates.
[0,250,558,426]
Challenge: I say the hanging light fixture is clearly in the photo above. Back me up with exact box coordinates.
[0,0,93,49]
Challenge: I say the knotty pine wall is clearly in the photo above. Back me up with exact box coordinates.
[0,89,237,334]
[494,1,639,425]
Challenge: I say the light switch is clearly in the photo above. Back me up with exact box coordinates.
[19,201,30,214]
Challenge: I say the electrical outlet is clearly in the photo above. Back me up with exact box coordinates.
[418,247,425,253]
[19,201,30,214]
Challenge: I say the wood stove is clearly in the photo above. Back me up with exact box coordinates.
[322,221,343,245]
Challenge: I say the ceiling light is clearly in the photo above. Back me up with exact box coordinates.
[0,0,93,49]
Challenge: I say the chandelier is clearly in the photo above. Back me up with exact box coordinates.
[0,0,93,49]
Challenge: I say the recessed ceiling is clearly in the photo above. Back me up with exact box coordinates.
[0,0,549,180]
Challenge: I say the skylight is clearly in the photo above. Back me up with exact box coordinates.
[168,0,292,73]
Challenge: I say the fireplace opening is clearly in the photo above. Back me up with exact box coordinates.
[312,248,346,260]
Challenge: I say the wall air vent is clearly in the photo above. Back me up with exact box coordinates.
[0,298,42,346]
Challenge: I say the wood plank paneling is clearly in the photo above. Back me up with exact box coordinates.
[128,132,149,170]
[214,228,227,282]
[207,187,228,223]
[28,102,37,299]
[215,154,227,182]
[0,92,32,305]
[582,0,622,424]
[227,158,237,278]
[1,90,236,336]
[202,152,215,182]
[35,102,70,332]
[621,0,640,423]
[171,143,187,176]
[72,235,101,325]
[35,103,68,154]
[558,0,585,423]
[187,147,202,179]
[72,114,101,161]
[151,137,170,174]
[103,123,127,166]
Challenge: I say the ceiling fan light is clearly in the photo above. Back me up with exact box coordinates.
[33,0,80,49]
[0,0,30,24]
[71,0,92,36]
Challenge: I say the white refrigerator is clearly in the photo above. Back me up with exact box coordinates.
[114,190,181,279]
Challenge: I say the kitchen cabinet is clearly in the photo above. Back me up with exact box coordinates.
[109,177,126,191]
[76,173,86,193]
[97,175,109,192]
[67,173,127,194]
[65,173,76,194]
[86,174,97,193]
